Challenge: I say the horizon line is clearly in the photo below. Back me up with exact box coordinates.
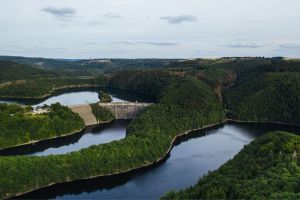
[1,54,297,60]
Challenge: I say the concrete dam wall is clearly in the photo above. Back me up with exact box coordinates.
[99,102,152,120]
[69,102,152,126]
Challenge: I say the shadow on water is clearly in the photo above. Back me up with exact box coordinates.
[173,122,300,148]
[0,87,154,106]
[0,129,85,156]
[103,87,155,103]
[0,120,130,156]
[227,121,300,136]
[13,122,300,199]
[12,153,170,200]
[0,87,101,105]
[13,125,226,199]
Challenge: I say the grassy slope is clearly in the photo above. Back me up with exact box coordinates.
[162,131,300,199]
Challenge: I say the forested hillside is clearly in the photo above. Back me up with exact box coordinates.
[0,72,225,199]
[224,72,300,123]
[0,56,79,69]
[166,57,271,88]
[163,131,300,199]
[166,57,300,88]
[0,103,84,150]
[0,60,108,98]
[108,70,177,101]
[1,57,300,199]
[0,60,57,82]
[0,56,178,73]
[165,58,300,124]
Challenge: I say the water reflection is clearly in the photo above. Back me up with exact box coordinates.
[0,120,129,156]
[16,122,300,199]
[0,87,153,106]
[33,91,101,107]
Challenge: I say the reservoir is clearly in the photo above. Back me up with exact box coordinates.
[34,91,125,107]
[0,87,152,107]
[0,120,129,156]
[0,89,151,156]
[1,89,299,199]
[15,122,300,199]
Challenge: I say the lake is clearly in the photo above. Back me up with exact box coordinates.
[15,122,300,199]
[0,120,130,156]
[0,87,153,107]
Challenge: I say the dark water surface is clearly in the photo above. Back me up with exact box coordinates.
[0,87,153,107]
[16,122,300,199]
[0,120,130,156]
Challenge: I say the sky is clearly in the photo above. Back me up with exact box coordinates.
[0,0,300,59]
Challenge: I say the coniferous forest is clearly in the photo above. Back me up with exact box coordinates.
[163,131,300,199]
[0,103,84,150]
[0,57,299,199]
[1,0,300,198]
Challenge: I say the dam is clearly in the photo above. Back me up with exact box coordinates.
[69,102,152,126]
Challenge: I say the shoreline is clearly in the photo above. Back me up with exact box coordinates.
[6,119,300,199]
[0,84,103,101]
[2,118,298,153]
[0,128,84,152]
[0,119,114,153]
[226,119,300,127]
[8,120,227,199]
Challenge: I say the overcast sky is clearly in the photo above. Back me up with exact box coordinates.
[0,0,299,59]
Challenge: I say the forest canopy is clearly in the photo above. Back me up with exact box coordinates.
[0,71,225,199]
[162,131,300,199]
[0,103,84,149]
[0,57,300,199]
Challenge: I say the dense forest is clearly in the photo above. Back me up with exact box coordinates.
[0,57,300,199]
[98,90,112,102]
[164,58,300,124]
[224,72,300,123]
[0,60,108,98]
[163,131,300,199]
[0,72,225,199]
[108,70,177,102]
[0,60,57,82]
[0,103,84,150]
[0,56,178,74]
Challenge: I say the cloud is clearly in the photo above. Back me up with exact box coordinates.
[41,7,76,20]
[103,13,122,19]
[225,42,264,48]
[86,20,103,27]
[278,44,300,50]
[160,15,197,24]
[85,40,97,45]
[86,13,122,27]
[111,40,179,46]
[141,41,179,46]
